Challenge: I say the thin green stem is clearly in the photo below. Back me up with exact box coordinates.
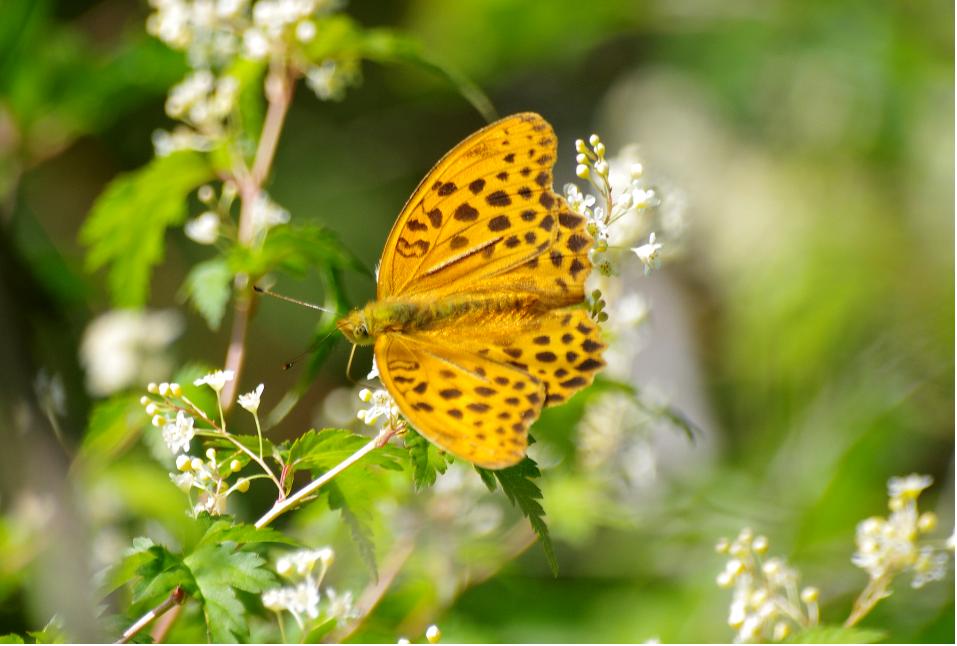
[254,412,264,459]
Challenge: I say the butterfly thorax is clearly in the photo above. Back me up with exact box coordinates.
[336,292,547,346]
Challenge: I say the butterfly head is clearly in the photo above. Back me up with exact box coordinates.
[336,308,376,346]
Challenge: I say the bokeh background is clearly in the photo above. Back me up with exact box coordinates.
[0,0,953,642]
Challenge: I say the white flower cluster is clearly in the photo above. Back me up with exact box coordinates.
[261,548,358,630]
[147,0,356,158]
[565,135,665,277]
[142,370,267,516]
[715,528,819,643]
[852,474,952,589]
[171,447,248,516]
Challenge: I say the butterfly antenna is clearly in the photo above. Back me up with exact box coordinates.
[253,285,334,313]
[281,327,341,371]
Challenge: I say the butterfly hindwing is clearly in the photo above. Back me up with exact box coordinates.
[375,333,546,469]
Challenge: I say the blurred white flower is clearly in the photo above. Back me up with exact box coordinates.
[185,211,220,244]
[162,410,196,454]
[632,232,663,274]
[716,529,818,643]
[325,587,359,625]
[249,191,290,237]
[193,369,235,393]
[80,309,183,396]
[425,624,441,643]
[238,383,264,413]
[306,60,355,101]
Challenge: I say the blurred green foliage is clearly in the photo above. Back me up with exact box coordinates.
[0,0,952,643]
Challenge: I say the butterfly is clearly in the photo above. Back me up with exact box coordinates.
[337,113,605,469]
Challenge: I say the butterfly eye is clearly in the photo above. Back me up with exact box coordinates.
[356,324,368,338]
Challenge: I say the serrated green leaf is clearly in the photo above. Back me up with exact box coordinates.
[285,429,402,578]
[78,393,147,464]
[194,517,298,549]
[286,428,402,474]
[787,625,886,643]
[229,223,364,279]
[476,451,558,576]
[404,429,449,490]
[182,257,233,330]
[81,150,214,306]
[184,546,276,643]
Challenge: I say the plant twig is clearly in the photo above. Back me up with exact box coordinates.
[255,426,398,528]
[115,585,186,644]
[221,67,297,408]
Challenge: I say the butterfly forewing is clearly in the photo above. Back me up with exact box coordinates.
[377,113,586,301]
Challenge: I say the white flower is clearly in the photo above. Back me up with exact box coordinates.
[238,383,264,413]
[249,191,290,237]
[357,388,401,429]
[80,309,183,396]
[366,356,380,380]
[162,411,196,454]
[425,624,441,643]
[325,587,359,625]
[888,474,933,501]
[277,548,331,577]
[632,232,663,274]
[193,369,235,393]
[306,60,344,100]
[295,19,316,41]
[185,211,220,244]
[242,27,269,59]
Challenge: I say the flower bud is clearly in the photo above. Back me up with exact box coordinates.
[159,382,170,397]
[426,625,441,644]
[236,478,250,492]
[230,459,242,472]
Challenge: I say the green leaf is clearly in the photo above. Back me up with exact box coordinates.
[359,28,497,123]
[476,450,558,576]
[286,428,402,475]
[78,394,147,465]
[81,150,214,306]
[26,617,67,644]
[0,635,25,644]
[230,223,364,279]
[194,517,298,549]
[183,546,276,643]
[182,258,233,330]
[404,429,449,490]
[786,625,886,644]
[285,429,402,578]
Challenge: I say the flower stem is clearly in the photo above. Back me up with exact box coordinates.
[254,427,397,528]
[844,575,891,627]
[115,585,186,643]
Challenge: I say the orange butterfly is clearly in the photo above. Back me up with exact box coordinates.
[338,113,605,469]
